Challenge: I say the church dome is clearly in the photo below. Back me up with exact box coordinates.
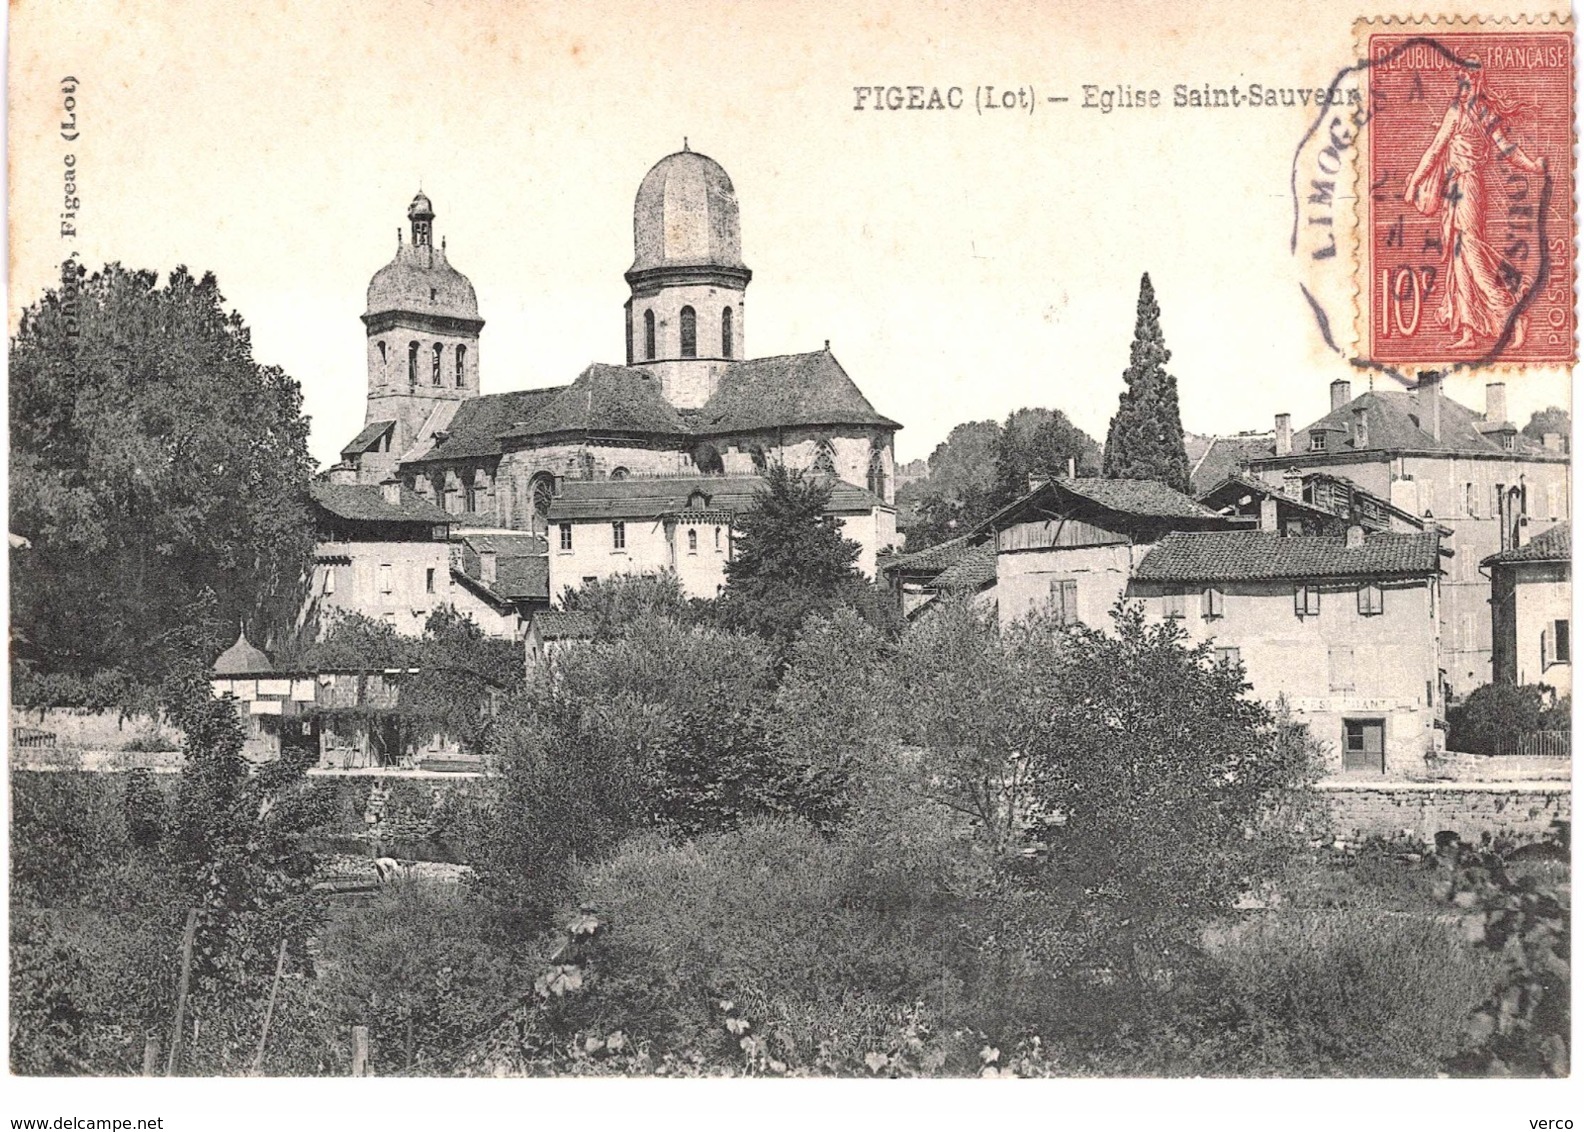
[365,193,480,321]
[630,147,745,274]
[213,627,273,676]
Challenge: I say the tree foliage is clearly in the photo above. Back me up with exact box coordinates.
[9,262,316,696]
[1446,683,1570,755]
[1101,273,1191,492]
[990,407,1102,507]
[1521,405,1570,446]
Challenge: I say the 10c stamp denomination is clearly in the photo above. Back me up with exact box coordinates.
[1362,20,1575,368]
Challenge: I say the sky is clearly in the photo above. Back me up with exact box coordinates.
[9,0,1573,473]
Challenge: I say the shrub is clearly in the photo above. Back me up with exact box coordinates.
[1446,682,1568,754]
[1204,906,1500,1076]
[121,769,168,850]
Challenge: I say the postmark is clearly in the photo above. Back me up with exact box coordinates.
[1359,19,1575,368]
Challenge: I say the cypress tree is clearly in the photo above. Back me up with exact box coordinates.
[1101,273,1191,493]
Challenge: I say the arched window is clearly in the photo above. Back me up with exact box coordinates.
[812,442,836,477]
[867,449,888,499]
[530,474,555,535]
[432,343,443,386]
[644,310,656,360]
[721,307,734,358]
[456,345,467,387]
[687,529,698,553]
[408,341,419,386]
[680,306,697,358]
[610,466,629,480]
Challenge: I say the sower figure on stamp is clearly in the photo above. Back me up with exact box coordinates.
[1404,66,1546,350]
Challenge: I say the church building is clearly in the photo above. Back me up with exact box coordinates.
[335,146,900,602]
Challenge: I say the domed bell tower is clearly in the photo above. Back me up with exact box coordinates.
[358,191,485,481]
[625,143,751,409]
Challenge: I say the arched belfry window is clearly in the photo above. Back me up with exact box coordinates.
[680,306,697,358]
[432,343,443,386]
[721,307,734,358]
[456,345,467,387]
[644,310,656,360]
[408,341,419,386]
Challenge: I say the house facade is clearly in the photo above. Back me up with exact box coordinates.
[545,475,892,601]
[1245,377,1570,695]
[1485,521,1572,697]
[1129,528,1445,776]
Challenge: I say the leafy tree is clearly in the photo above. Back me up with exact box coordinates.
[715,463,894,649]
[1101,273,1192,492]
[991,407,1103,507]
[559,571,691,638]
[9,262,316,696]
[1521,406,1570,447]
[1446,683,1569,755]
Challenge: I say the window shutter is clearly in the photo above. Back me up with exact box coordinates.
[1541,625,1551,668]
[1203,587,1223,618]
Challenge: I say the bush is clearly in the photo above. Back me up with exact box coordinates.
[1447,682,1569,754]
[1203,907,1500,1076]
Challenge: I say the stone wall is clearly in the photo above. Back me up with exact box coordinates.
[1319,780,1570,843]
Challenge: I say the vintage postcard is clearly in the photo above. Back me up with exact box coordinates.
[6,1,1574,1128]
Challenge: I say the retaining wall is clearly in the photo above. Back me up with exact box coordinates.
[1319,779,1570,843]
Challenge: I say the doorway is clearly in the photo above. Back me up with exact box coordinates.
[1342,718,1385,774]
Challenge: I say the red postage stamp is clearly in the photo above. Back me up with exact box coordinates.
[1363,22,1575,367]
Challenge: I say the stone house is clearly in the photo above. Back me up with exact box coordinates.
[447,531,550,638]
[880,533,998,619]
[544,474,892,601]
[1484,521,1571,697]
[1246,377,1570,694]
[1128,527,1446,776]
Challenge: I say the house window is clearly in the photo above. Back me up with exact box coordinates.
[721,306,733,357]
[687,528,698,553]
[559,523,573,552]
[1162,588,1187,619]
[426,567,435,594]
[1463,482,1478,517]
[612,521,626,551]
[1329,646,1355,691]
[378,564,393,594]
[432,342,443,385]
[1214,646,1241,667]
[1202,587,1224,619]
[714,527,722,551]
[644,310,656,360]
[456,345,467,387]
[377,341,387,366]
[1049,578,1078,625]
[1309,430,1326,452]
[1357,583,1384,616]
[1547,619,1572,666]
[680,306,697,358]
[323,566,336,595]
[408,341,419,386]
[1295,584,1321,617]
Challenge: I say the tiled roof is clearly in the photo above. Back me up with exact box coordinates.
[546,474,884,522]
[1057,478,1224,520]
[531,610,596,640]
[418,388,565,460]
[459,531,548,556]
[885,534,980,576]
[933,544,997,592]
[1483,522,1571,566]
[310,481,452,524]
[1190,434,1275,495]
[1133,530,1443,582]
[341,419,395,458]
[1256,390,1556,461]
[495,557,550,601]
[502,364,689,440]
[695,350,901,433]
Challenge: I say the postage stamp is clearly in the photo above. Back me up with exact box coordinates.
[1359,19,1575,368]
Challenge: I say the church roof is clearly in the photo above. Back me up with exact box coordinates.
[419,388,564,460]
[341,419,395,458]
[546,474,885,522]
[366,196,479,322]
[696,350,901,433]
[213,628,274,676]
[502,364,689,440]
[630,148,745,274]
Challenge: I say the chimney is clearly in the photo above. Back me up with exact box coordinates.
[327,463,357,486]
[479,549,497,585]
[380,479,402,505]
[1417,371,1441,441]
[1282,469,1303,498]
[1275,413,1292,456]
[1065,456,1076,479]
[1345,523,1365,549]
[1330,378,1352,411]
[1485,382,1508,424]
[1352,406,1369,449]
[1543,432,1564,453]
[1259,497,1279,532]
